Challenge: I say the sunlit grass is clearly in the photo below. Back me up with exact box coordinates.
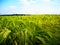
[0,15,60,45]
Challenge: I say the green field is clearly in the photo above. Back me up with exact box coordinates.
[0,15,60,45]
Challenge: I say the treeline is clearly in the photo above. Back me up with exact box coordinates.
[0,14,31,16]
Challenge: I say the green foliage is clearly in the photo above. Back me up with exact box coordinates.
[0,28,11,43]
[0,15,60,45]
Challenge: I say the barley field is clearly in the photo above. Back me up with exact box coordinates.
[0,15,60,45]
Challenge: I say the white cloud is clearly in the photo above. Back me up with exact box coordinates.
[1,0,60,14]
[20,0,38,6]
[1,5,17,14]
[19,0,60,14]
[42,0,51,2]
[20,0,30,6]
[18,5,60,14]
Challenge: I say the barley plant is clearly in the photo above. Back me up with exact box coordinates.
[0,15,60,45]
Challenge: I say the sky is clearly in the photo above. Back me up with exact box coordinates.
[0,0,60,14]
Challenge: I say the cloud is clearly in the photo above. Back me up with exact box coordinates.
[18,4,60,14]
[19,0,60,14]
[42,0,51,2]
[0,0,60,14]
[0,5,18,14]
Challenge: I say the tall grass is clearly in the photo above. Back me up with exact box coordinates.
[0,15,60,45]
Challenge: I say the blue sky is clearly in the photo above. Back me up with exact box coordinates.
[0,0,60,14]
